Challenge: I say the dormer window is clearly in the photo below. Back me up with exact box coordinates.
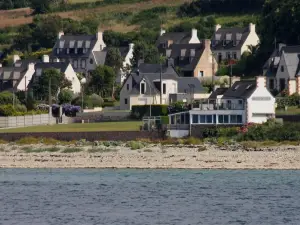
[140,82,146,94]
[83,49,87,54]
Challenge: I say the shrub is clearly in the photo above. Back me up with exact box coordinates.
[88,94,104,108]
[0,139,8,144]
[16,137,40,145]
[0,91,20,105]
[131,105,168,119]
[58,90,74,104]
[126,141,145,150]
[0,104,17,116]
[183,137,203,145]
[62,148,82,153]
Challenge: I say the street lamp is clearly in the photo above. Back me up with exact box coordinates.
[80,78,87,112]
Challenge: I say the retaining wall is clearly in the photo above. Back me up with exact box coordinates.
[0,114,57,128]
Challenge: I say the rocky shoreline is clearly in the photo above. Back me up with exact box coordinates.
[1,143,300,169]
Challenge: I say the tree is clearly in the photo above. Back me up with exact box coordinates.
[105,48,123,73]
[33,68,72,102]
[58,89,74,104]
[131,41,160,67]
[89,65,116,97]
[30,0,52,14]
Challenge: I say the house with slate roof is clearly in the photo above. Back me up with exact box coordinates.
[165,39,218,78]
[51,31,107,74]
[117,43,134,84]
[119,59,207,110]
[263,44,300,95]
[156,28,200,53]
[167,77,275,138]
[211,23,259,63]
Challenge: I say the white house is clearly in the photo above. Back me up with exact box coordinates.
[168,76,275,138]
[211,23,260,62]
[263,44,300,95]
[117,43,134,84]
[119,59,207,110]
[51,31,107,74]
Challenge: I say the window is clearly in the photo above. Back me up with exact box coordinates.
[127,83,129,90]
[124,98,128,105]
[81,59,86,69]
[269,79,274,90]
[140,82,145,94]
[218,115,224,123]
[200,115,206,123]
[163,83,166,94]
[281,66,284,72]
[227,52,231,60]
[162,43,166,48]
[207,115,212,123]
[171,116,175,124]
[238,100,243,105]
[219,115,229,124]
[90,59,93,64]
[230,115,237,123]
[192,115,199,124]
[237,115,242,123]
[67,49,70,54]
[233,52,237,59]
[224,115,229,123]
[199,71,204,77]
[218,53,222,63]
[100,45,103,51]
[56,49,59,55]
[74,60,78,69]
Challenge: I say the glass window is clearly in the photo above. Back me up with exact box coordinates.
[171,116,175,124]
[141,83,145,94]
[124,98,128,105]
[233,52,237,59]
[163,83,166,94]
[213,115,216,123]
[224,115,229,124]
[127,84,129,90]
[218,115,224,124]
[237,115,242,123]
[230,115,237,123]
[192,115,199,124]
[81,59,86,69]
[200,115,206,123]
[281,66,284,72]
[185,113,190,124]
[181,114,185,124]
[207,115,212,123]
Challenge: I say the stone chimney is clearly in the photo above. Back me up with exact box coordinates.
[191,28,197,38]
[42,55,50,63]
[27,62,35,71]
[256,76,266,88]
[203,39,211,49]
[129,43,134,50]
[215,24,221,32]
[160,28,166,36]
[96,30,104,41]
[58,31,64,39]
[167,40,173,48]
[249,23,256,33]
[189,28,200,44]
[13,55,20,64]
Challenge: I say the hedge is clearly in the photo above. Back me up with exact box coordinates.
[131,105,168,119]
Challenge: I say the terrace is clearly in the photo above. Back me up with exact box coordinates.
[192,99,245,110]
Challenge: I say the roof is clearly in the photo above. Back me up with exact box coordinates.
[222,80,256,99]
[282,52,300,79]
[168,43,205,71]
[209,87,229,99]
[128,62,205,95]
[51,34,97,58]
[35,62,69,72]
[211,27,249,51]
[156,32,191,47]
[14,59,40,68]
[0,67,27,80]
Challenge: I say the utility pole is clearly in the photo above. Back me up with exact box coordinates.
[160,62,162,104]
[25,76,27,104]
[48,78,52,106]
[212,53,215,91]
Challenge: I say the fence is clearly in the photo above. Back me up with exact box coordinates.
[0,114,57,128]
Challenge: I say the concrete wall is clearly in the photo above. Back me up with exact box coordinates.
[0,114,57,128]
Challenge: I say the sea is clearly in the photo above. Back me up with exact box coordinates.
[1,169,300,225]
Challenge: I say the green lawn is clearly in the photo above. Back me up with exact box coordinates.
[0,121,142,133]
[276,106,300,115]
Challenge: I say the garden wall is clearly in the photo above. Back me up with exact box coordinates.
[0,131,163,142]
[0,114,57,128]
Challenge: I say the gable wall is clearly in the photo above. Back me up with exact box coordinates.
[194,47,218,78]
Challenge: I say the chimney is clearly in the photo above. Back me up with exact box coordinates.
[167,58,174,67]
[191,28,197,38]
[129,43,134,50]
[249,23,256,33]
[42,55,49,63]
[278,43,286,51]
[58,31,64,39]
[166,49,172,58]
[27,62,35,71]
[53,58,60,63]
[256,76,266,88]
[215,24,221,32]
[96,30,104,41]
[167,40,173,48]
[203,39,211,49]
[13,55,20,64]
[160,28,166,36]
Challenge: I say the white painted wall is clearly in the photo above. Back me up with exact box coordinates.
[189,29,200,44]
[241,24,260,55]
[64,64,81,93]
[92,31,106,52]
[16,63,35,91]
[168,130,189,138]
[118,43,134,84]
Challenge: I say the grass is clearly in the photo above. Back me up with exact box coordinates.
[22,147,61,153]
[0,121,142,133]
[61,147,83,153]
[88,147,117,153]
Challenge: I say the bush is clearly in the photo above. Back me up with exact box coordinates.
[126,141,145,150]
[131,105,168,119]
[0,104,17,116]
[88,94,104,108]
[0,91,20,105]
[58,90,74,104]
[16,137,40,145]
[183,137,203,145]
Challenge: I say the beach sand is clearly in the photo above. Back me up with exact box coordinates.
[1,143,300,169]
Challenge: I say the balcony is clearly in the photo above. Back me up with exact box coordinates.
[192,99,245,110]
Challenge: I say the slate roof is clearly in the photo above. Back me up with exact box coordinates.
[0,67,27,80]
[222,80,256,99]
[51,34,97,58]
[208,87,229,99]
[34,62,69,72]
[211,27,249,51]
[282,52,300,79]
[128,62,205,96]
[14,59,40,68]
[156,32,191,47]
[168,43,205,71]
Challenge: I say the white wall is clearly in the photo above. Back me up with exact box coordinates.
[64,64,81,93]
[275,54,289,90]
[247,87,275,123]
[168,130,190,138]
[119,44,134,84]
[241,24,260,55]
[17,64,35,91]
[189,29,200,44]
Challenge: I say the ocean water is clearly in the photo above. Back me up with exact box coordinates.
[1,169,300,225]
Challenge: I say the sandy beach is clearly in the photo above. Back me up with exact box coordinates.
[1,143,300,169]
